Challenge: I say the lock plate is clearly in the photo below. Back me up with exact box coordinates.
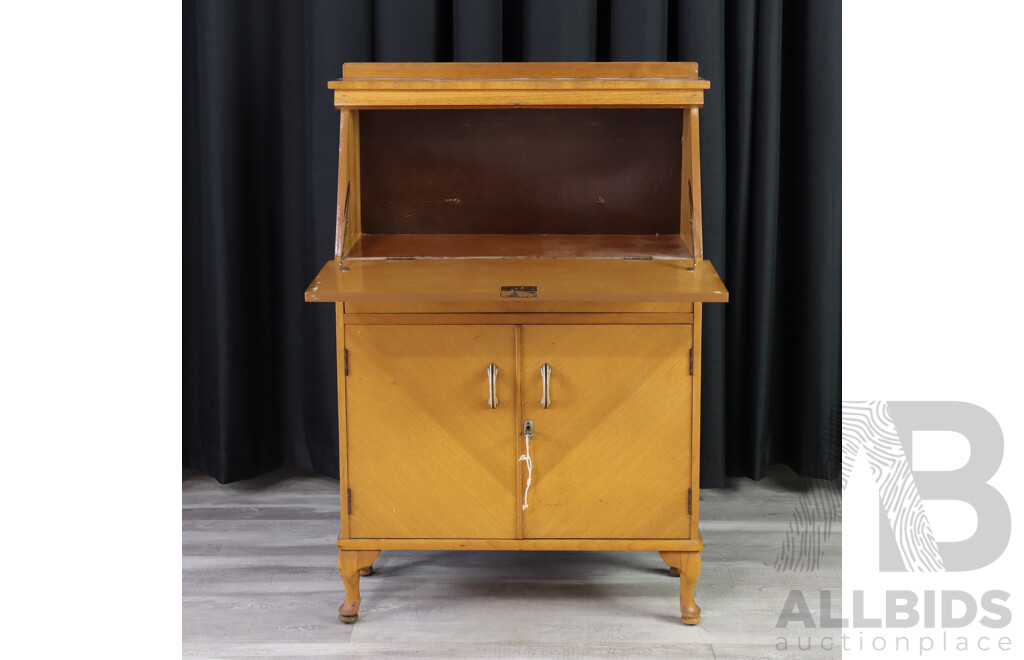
[500,285,538,298]
[523,419,534,438]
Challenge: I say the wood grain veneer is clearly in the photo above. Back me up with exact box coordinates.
[307,61,726,627]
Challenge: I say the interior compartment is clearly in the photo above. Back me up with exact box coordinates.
[355,109,684,259]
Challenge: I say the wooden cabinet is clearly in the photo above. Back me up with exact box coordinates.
[306,62,727,626]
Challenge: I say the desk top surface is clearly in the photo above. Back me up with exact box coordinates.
[306,258,727,304]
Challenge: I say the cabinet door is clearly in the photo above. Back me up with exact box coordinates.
[346,325,517,538]
[521,325,692,539]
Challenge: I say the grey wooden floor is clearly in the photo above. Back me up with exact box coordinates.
[183,467,841,658]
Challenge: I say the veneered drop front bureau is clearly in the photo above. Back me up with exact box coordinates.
[305,62,728,625]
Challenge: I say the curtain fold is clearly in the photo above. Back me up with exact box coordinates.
[183,0,841,485]
[725,0,786,479]
[374,0,452,62]
[609,0,668,61]
[523,0,597,61]
[454,0,503,61]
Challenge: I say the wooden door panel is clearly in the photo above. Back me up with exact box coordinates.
[521,325,692,539]
[346,325,517,538]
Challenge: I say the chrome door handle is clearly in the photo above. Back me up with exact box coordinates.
[540,363,551,409]
[487,364,498,408]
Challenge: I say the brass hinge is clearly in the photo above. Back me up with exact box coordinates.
[347,488,352,515]
[689,348,693,375]
[687,487,692,515]
[386,256,415,261]
[623,255,653,261]
[344,348,349,376]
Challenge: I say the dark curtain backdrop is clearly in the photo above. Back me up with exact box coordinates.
[183,0,841,486]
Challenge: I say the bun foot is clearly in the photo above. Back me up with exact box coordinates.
[681,613,701,625]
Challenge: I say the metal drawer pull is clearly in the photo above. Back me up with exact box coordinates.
[540,363,552,409]
[487,364,498,408]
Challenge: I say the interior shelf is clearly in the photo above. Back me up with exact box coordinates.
[344,234,694,261]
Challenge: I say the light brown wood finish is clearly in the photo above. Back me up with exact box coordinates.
[338,549,381,623]
[348,110,362,255]
[306,258,728,303]
[343,313,694,325]
[514,325,524,538]
[521,325,692,539]
[659,550,681,575]
[690,303,703,540]
[334,110,364,260]
[357,550,381,572]
[337,80,712,90]
[334,110,349,260]
[333,90,706,110]
[338,538,704,551]
[345,325,518,539]
[337,79,708,90]
[340,62,702,80]
[308,62,728,626]
[332,63,708,109]
[658,551,703,624]
[683,108,704,260]
[345,302,693,314]
[680,112,695,259]
[680,551,703,624]
[335,304,351,539]
[344,234,694,261]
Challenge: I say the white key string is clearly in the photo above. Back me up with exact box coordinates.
[519,432,533,510]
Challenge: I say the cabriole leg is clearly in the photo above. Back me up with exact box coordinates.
[659,550,702,625]
[679,551,702,624]
[338,550,380,623]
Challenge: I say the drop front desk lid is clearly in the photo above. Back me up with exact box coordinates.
[305,256,727,303]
